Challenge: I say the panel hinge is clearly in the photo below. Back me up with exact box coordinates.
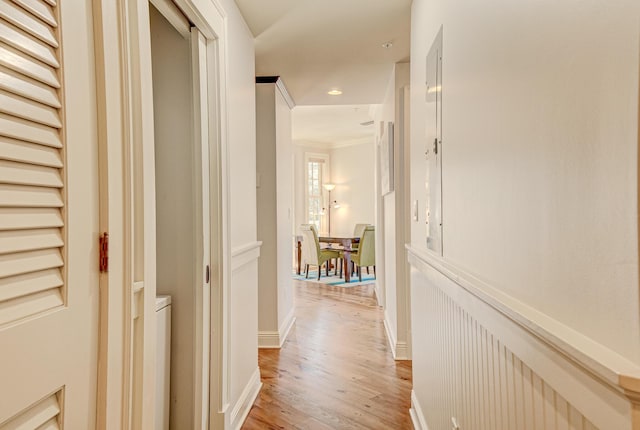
[99,232,109,273]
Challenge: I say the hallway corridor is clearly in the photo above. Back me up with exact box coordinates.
[243,280,413,429]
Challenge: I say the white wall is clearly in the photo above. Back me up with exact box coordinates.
[374,63,410,359]
[409,0,640,428]
[292,142,376,238]
[256,84,277,331]
[256,82,294,347]
[275,89,294,333]
[329,142,376,237]
[220,0,261,425]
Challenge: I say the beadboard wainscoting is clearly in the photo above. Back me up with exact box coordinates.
[407,246,640,430]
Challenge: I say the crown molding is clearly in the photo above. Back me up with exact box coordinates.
[256,76,296,109]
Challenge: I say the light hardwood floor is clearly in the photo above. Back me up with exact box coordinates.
[242,280,413,429]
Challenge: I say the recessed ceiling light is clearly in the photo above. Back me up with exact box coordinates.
[328,89,342,95]
[382,42,393,49]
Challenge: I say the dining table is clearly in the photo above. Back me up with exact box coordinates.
[295,235,360,283]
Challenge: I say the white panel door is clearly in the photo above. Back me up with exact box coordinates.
[0,0,100,428]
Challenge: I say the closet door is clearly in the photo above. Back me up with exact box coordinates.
[0,0,100,428]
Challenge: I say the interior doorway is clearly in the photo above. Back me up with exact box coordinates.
[148,2,211,428]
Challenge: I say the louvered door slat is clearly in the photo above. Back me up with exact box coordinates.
[0,45,59,88]
[10,0,56,28]
[0,393,60,430]
[0,66,61,108]
[0,287,62,325]
[0,2,57,48]
[0,228,62,255]
[0,248,62,278]
[0,185,62,207]
[0,268,62,302]
[0,208,62,231]
[0,160,62,187]
[35,418,60,430]
[0,20,59,68]
[41,0,54,7]
[0,90,61,128]
[0,137,62,168]
[0,113,61,148]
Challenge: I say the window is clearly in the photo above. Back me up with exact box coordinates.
[305,153,329,232]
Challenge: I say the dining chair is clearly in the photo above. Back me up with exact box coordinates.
[351,225,375,282]
[353,223,370,239]
[311,224,342,273]
[352,223,370,250]
[300,224,340,280]
[342,223,370,275]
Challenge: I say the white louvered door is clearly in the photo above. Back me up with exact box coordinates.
[0,0,99,428]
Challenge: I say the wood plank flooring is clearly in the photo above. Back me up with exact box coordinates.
[242,280,413,430]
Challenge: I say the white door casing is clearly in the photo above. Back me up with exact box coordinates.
[148,4,212,426]
[191,27,212,430]
[171,0,232,426]
[91,0,230,427]
[127,0,157,428]
[0,0,100,428]
[132,0,228,427]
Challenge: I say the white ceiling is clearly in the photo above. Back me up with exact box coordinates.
[234,0,411,106]
[234,0,410,147]
[292,105,375,147]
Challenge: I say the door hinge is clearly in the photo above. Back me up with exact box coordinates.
[99,232,109,273]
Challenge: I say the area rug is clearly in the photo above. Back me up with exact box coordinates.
[293,270,376,287]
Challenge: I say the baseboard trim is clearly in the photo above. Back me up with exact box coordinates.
[383,314,398,359]
[258,310,296,349]
[257,331,280,348]
[395,341,410,360]
[409,390,429,430]
[278,309,296,347]
[374,281,383,307]
[229,367,262,430]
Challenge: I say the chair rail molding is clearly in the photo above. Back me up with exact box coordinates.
[407,244,640,429]
[231,241,262,271]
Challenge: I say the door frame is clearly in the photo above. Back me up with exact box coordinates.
[92,0,231,428]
